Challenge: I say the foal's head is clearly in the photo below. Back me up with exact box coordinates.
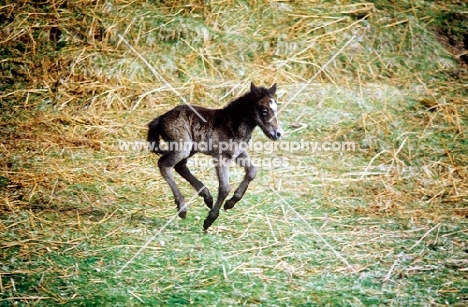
[251,82,284,140]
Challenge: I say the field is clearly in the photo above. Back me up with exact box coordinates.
[1,0,467,306]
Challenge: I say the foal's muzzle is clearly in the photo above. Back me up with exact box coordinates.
[269,127,284,140]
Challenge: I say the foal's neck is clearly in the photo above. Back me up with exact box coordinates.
[219,92,257,139]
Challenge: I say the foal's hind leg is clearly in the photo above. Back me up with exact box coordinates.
[158,150,191,219]
[224,151,257,210]
[174,158,213,208]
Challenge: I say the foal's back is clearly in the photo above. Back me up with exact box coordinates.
[156,105,223,145]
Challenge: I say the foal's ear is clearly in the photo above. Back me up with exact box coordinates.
[269,83,277,95]
[250,82,260,96]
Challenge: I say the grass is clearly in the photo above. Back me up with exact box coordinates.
[1,0,467,306]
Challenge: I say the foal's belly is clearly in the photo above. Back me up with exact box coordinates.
[193,140,245,160]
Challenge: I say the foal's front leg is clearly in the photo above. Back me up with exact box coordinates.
[224,151,257,210]
[203,158,230,230]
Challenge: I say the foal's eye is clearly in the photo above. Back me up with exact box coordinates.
[262,109,268,116]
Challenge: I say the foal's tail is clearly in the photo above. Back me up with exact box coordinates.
[147,116,167,154]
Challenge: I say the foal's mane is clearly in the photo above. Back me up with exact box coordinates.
[214,86,271,132]
[222,86,271,113]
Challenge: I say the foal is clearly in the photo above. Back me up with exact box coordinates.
[147,82,283,230]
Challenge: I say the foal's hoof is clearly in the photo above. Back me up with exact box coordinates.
[178,211,187,219]
[224,199,235,210]
[203,219,212,231]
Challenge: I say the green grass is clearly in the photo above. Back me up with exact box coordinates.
[3,195,466,306]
